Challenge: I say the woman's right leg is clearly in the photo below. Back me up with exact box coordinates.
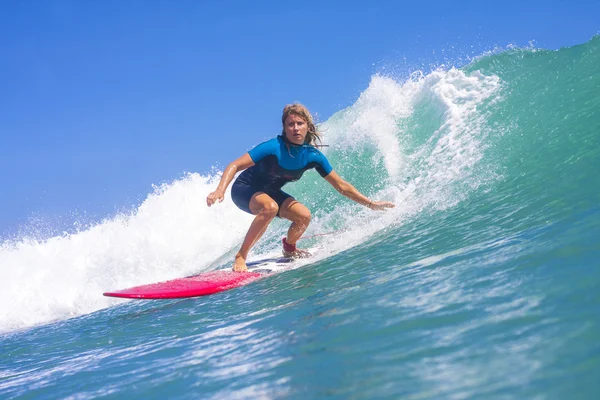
[233,192,279,272]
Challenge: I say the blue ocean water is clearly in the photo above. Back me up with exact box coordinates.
[1,37,599,399]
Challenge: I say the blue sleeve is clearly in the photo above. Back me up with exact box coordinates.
[248,139,277,163]
[314,152,333,177]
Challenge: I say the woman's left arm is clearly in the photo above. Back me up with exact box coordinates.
[324,171,395,211]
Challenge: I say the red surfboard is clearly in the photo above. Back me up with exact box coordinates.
[103,257,292,299]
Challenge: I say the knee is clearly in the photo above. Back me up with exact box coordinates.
[296,209,311,226]
[260,201,279,218]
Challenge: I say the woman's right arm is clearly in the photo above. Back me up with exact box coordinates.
[206,153,255,207]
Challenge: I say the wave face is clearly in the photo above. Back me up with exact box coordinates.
[1,37,599,399]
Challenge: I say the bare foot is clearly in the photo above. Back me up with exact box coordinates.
[283,248,312,259]
[232,254,248,272]
[282,237,312,259]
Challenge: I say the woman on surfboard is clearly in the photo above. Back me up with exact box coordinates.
[207,103,395,272]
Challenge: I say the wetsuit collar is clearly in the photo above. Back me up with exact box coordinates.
[279,134,310,148]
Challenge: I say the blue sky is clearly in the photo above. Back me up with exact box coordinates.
[1,0,598,237]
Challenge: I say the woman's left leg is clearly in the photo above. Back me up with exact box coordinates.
[278,198,312,257]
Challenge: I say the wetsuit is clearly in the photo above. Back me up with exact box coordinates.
[231,135,333,216]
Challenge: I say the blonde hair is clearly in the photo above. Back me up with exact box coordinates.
[281,103,323,147]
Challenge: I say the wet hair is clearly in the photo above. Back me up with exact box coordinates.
[281,103,323,148]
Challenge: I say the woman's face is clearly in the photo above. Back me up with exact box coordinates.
[284,114,308,145]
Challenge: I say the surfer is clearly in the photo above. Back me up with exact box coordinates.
[207,103,395,272]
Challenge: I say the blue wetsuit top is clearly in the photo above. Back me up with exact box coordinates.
[236,135,333,191]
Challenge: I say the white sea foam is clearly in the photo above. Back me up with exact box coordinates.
[0,174,252,331]
[0,67,501,332]
[310,67,501,254]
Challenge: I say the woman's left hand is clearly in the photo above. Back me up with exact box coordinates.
[368,201,395,211]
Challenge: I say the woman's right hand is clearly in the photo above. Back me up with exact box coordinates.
[206,189,225,207]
